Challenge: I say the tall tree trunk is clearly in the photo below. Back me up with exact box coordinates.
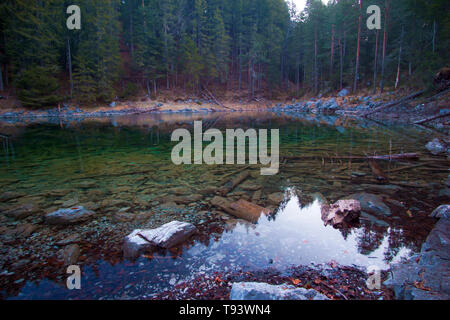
[0,65,4,92]
[432,20,437,53]
[146,79,151,97]
[353,0,362,93]
[330,24,335,81]
[238,52,242,99]
[339,36,343,90]
[395,26,404,89]
[248,59,252,99]
[314,25,318,94]
[67,38,73,98]
[380,0,391,94]
[373,30,379,94]
[130,10,134,58]
[4,64,8,87]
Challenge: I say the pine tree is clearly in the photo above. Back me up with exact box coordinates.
[6,0,63,107]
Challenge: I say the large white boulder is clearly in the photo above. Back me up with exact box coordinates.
[123,221,197,259]
[230,282,329,300]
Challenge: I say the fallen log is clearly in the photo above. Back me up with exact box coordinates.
[220,165,251,181]
[420,87,450,104]
[363,90,425,117]
[367,153,419,161]
[218,170,250,196]
[413,112,450,125]
[286,153,419,161]
[68,169,154,181]
[202,85,232,110]
[211,196,271,223]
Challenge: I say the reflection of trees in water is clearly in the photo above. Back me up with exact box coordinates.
[384,228,409,263]
[339,228,352,241]
[1,134,15,164]
[353,223,418,264]
[356,224,387,256]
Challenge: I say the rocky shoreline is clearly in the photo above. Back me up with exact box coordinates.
[1,88,448,131]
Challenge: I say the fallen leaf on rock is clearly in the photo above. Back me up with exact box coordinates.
[413,280,431,291]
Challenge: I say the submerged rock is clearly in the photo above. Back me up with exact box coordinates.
[438,188,450,198]
[123,221,197,259]
[2,203,40,220]
[0,192,25,202]
[346,193,391,217]
[230,282,329,300]
[425,138,446,155]
[211,196,271,223]
[45,206,95,225]
[267,192,284,206]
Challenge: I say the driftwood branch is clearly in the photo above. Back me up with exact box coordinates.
[414,112,450,125]
[286,153,419,161]
[202,85,232,110]
[420,87,450,104]
[363,90,425,117]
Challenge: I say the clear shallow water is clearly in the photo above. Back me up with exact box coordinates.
[0,112,444,299]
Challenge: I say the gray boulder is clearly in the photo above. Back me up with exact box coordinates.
[123,221,197,259]
[430,205,450,219]
[230,282,329,300]
[385,218,450,300]
[425,138,446,155]
[318,98,340,113]
[45,206,95,225]
[338,88,350,97]
[346,193,391,216]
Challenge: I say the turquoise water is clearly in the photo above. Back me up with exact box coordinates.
[0,112,444,299]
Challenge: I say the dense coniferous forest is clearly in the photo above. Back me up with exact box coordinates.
[0,0,448,107]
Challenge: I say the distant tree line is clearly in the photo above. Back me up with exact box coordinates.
[0,0,448,107]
